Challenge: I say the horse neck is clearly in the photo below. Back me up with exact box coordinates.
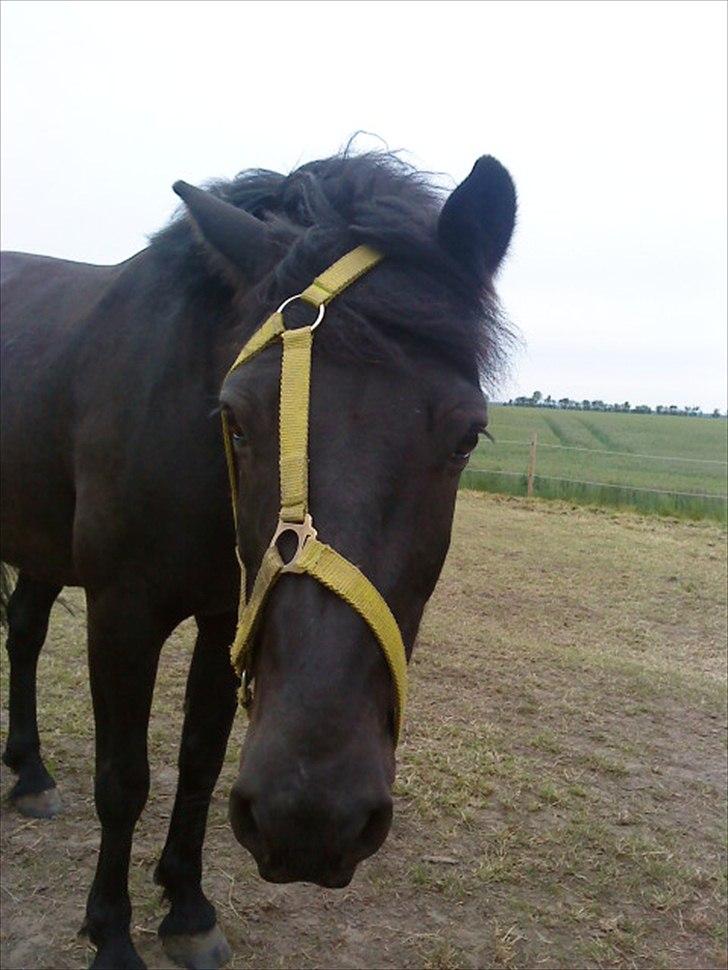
[123,248,243,393]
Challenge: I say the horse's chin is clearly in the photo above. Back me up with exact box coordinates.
[255,860,355,889]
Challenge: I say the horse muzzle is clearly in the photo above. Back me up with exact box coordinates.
[228,775,393,887]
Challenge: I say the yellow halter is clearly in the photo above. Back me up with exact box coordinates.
[221,245,408,742]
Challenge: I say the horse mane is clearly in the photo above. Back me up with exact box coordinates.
[150,150,512,386]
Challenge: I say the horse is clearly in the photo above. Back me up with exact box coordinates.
[0,149,516,969]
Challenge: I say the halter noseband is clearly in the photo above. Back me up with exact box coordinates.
[221,246,408,742]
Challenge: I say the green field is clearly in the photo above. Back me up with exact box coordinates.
[463,406,728,522]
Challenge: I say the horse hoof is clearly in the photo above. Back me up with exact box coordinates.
[12,787,62,819]
[89,937,147,969]
[161,924,232,969]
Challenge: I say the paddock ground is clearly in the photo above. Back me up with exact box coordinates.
[1,492,726,969]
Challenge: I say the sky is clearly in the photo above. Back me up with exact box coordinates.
[1,0,726,410]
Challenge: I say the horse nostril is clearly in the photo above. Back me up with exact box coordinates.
[229,786,262,853]
[355,799,393,861]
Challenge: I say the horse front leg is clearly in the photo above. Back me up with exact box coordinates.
[82,584,171,970]
[155,611,238,970]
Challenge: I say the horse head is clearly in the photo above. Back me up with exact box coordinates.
[174,153,516,886]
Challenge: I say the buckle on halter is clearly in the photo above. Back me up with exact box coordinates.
[271,513,318,572]
[238,670,254,710]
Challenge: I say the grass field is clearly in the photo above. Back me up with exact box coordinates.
[1,492,726,969]
[463,407,728,522]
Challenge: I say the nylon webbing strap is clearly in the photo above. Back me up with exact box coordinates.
[229,537,406,738]
[230,545,283,674]
[221,409,240,534]
[279,328,312,523]
[229,311,284,372]
[297,539,407,728]
[300,244,383,308]
[222,311,285,535]
[222,244,407,742]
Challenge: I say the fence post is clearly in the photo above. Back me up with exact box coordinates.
[527,432,538,496]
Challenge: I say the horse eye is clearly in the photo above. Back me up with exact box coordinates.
[451,429,481,463]
[226,414,248,445]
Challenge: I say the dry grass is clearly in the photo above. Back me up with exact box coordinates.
[1,492,726,969]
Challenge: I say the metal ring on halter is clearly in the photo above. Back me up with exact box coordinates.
[276,294,326,330]
[238,670,254,709]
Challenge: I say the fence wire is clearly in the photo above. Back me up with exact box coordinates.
[464,467,728,501]
[491,439,728,465]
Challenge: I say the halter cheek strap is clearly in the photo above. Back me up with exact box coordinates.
[221,245,408,742]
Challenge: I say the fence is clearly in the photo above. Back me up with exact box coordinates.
[460,433,728,521]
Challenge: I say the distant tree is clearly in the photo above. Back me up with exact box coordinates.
[505,395,713,415]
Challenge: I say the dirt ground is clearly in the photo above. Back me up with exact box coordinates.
[1,493,726,970]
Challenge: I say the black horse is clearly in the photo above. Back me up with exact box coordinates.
[0,150,516,969]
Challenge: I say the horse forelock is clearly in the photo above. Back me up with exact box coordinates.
[150,150,513,388]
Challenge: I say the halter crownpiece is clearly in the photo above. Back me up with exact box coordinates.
[221,245,408,742]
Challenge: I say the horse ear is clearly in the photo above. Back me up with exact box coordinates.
[172,180,272,279]
[438,156,516,277]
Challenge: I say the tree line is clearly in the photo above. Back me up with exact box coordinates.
[503,392,725,418]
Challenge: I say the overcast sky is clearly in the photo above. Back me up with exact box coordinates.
[2,0,726,410]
